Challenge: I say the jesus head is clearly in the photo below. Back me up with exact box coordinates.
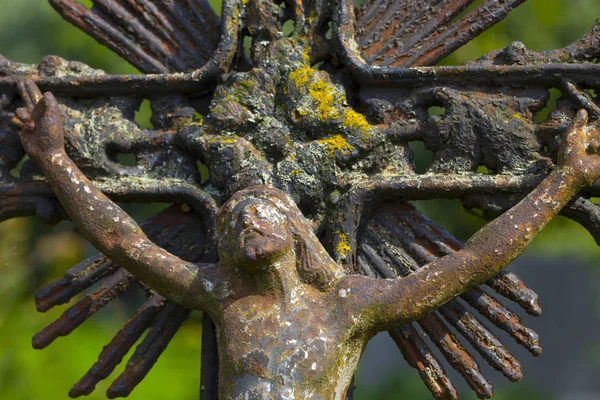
[217,186,343,290]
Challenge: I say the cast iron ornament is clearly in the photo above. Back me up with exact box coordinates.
[2,0,600,399]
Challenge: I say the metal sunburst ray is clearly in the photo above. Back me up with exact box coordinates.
[33,205,209,398]
[353,0,529,68]
[1,0,599,399]
[49,0,222,73]
[357,202,541,399]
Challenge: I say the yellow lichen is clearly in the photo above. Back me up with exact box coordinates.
[290,169,302,176]
[289,66,313,90]
[209,137,237,144]
[318,135,352,156]
[239,78,254,90]
[342,109,370,133]
[343,109,375,147]
[337,232,352,257]
[301,48,311,64]
[188,112,204,126]
[512,112,524,121]
[289,66,342,121]
[308,80,340,120]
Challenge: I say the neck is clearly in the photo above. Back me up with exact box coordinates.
[251,250,302,301]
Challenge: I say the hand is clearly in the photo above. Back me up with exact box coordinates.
[11,79,65,160]
[557,109,600,186]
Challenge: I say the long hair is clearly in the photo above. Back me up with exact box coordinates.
[217,186,343,290]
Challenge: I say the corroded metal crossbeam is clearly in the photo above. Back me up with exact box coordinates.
[2,63,600,95]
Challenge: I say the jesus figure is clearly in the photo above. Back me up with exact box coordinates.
[11,80,600,399]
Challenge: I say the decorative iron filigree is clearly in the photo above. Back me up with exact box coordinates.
[1,0,600,399]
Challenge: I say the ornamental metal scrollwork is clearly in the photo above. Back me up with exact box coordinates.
[1,1,600,399]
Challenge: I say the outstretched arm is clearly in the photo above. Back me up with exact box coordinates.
[12,81,219,312]
[338,109,600,332]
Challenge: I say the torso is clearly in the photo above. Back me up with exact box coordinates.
[216,284,366,400]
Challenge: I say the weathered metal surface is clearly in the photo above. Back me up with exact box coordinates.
[354,0,527,68]
[390,324,458,399]
[70,294,164,397]
[2,0,600,399]
[106,302,192,398]
[33,268,134,349]
[33,204,209,396]
[11,86,600,399]
[49,0,221,73]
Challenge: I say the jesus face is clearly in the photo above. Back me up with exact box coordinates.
[228,198,293,269]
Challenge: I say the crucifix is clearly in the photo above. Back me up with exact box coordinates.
[2,1,600,399]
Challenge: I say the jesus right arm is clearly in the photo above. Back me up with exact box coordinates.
[336,109,600,332]
[12,80,221,313]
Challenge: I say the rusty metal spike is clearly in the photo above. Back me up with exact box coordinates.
[34,255,117,312]
[28,206,206,398]
[461,288,543,356]
[389,204,460,251]
[69,295,165,398]
[384,212,542,355]
[358,231,415,277]
[356,250,378,278]
[63,254,106,280]
[362,0,476,64]
[178,0,221,44]
[367,213,429,269]
[389,324,457,400]
[33,205,203,315]
[125,0,221,67]
[391,0,529,67]
[359,224,501,397]
[439,299,523,382]
[121,0,198,58]
[486,271,542,317]
[147,0,218,58]
[362,226,524,380]
[48,0,170,73]
[357,0,412,49]
[32,269,133,349]
[355,0,392,31]
[121,0,214,67]
[354,1,467,55]
[106,302,191,398]
[90,0,189,72]
[362,206,538,379]
[391,205,542,316]
[418,314,494,399]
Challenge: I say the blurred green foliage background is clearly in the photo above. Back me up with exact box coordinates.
[1,0,599,399]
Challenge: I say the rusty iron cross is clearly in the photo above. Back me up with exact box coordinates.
[2,0,600,399]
